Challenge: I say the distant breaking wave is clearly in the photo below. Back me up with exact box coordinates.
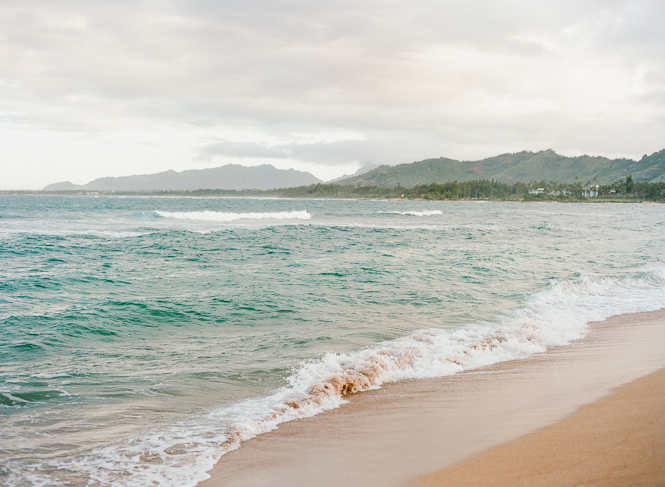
[70,267,665,487]
[378,210,443,217]
[155,210,312,222]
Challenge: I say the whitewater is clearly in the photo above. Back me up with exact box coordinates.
[1,195,664,487]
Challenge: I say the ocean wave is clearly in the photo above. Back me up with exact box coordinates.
[378,210,443,217]
[52,267,665,487]
[154,210,312,222]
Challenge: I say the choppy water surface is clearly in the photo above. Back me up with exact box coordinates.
[1,195,665,486]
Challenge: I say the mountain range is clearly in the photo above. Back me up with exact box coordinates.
[43,164,322,191]
[43,149,665,192]
[337,149,665,187]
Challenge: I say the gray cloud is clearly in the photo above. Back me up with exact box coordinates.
[195,140,365,164]
[194,134,440,167]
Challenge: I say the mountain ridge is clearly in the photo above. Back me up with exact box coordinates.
[43,164,322,191]
[337,149,665,187]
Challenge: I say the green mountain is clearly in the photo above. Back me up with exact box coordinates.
[338,149,665,187]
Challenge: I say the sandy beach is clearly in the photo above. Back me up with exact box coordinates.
[411,367,665,487]
[199,309,665,487]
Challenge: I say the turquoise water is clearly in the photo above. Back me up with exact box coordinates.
[1,195,665,486]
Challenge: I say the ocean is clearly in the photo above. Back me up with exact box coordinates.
[2,195,665,486]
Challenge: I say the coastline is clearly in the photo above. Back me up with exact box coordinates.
[198,308,665,487]
[5,190,661,204]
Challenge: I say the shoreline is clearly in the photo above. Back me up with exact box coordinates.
[411,366,665,487]
[198,308,665,487]
[3,191,660,204]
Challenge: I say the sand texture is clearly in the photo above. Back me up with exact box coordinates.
[412,367,665,487]
[198,309,665,487]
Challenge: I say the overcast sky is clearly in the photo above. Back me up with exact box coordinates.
[1,0,664,189]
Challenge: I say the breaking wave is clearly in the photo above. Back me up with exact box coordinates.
[155,210,312,222]
[51,267,665,486]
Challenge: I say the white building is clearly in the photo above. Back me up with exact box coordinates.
[582,185,599,197]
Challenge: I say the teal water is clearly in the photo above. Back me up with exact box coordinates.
[1,195,665,486]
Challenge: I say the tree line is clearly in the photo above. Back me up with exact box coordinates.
[35,175,665,201]
[280,176,665,201]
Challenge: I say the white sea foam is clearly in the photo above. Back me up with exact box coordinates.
[2,392,29,403]
[155,210,312,222]
[378,210,443,217]
[45,267,665,487]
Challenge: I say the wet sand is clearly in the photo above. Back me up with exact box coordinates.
[411,367,665,487]
[199,309,665,487]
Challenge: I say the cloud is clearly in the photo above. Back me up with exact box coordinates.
[194,132,452,168]
[195,139,373,165]
[1,0,665,188]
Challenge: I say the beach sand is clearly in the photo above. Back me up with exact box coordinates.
[198,309,665,487]
[411,367,665,487]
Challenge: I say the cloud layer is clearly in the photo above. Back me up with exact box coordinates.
[1,0,664,188]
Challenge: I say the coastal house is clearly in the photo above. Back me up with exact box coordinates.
[528,188,545,195]
[582,185,599,197]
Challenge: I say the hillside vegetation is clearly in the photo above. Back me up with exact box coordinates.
[339,149,665,187]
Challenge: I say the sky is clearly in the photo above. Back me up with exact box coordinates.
[1,0,665,189]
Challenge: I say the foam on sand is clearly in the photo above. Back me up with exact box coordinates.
[201,308,665,487]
